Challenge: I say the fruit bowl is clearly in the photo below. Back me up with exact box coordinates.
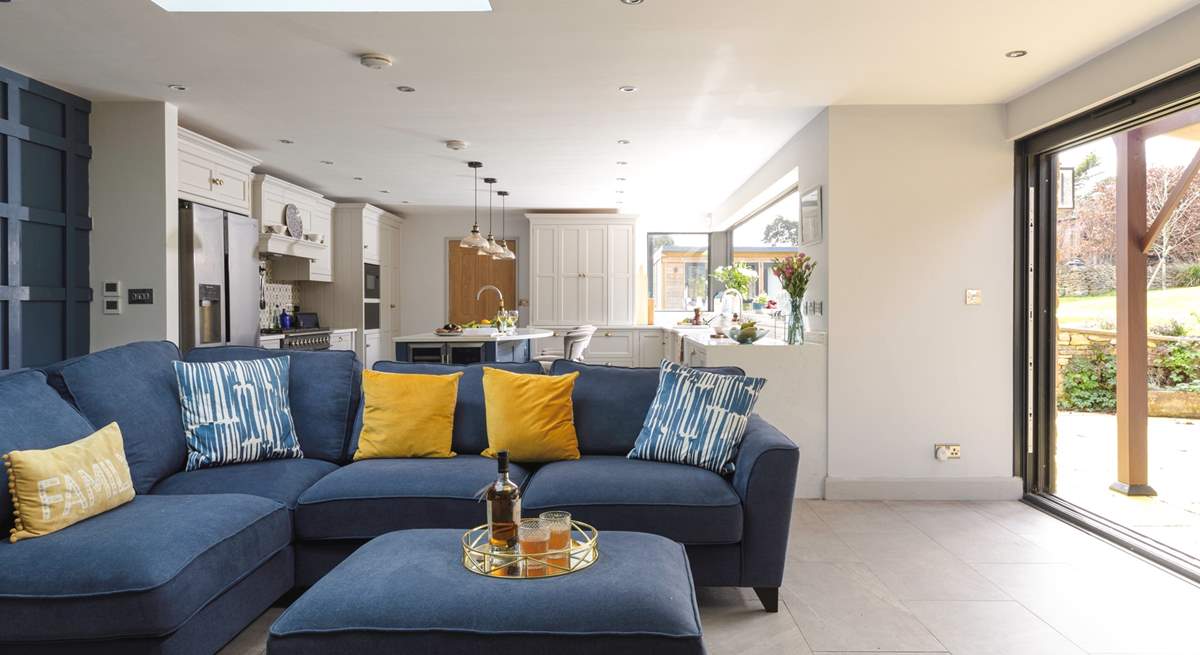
[733,327,769,344]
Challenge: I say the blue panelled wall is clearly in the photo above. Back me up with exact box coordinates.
[0,66,91,369]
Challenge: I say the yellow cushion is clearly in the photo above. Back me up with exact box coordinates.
[4,422,135,543]
[354,370,464,460]
[481,367,580,463]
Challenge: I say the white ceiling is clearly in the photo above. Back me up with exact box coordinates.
[0,0,1196,221]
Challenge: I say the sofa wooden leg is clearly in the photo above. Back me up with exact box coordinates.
[753,586,779,612]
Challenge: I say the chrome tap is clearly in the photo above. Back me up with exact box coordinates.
[476,285,505,309]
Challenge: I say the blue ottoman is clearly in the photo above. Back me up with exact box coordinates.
[268,529,704,654]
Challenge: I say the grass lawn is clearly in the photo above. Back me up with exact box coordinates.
[1057,286,1200,333]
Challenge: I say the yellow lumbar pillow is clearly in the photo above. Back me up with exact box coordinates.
[4,422,135,543]
[482,367,580,463]
[354,370,464,460]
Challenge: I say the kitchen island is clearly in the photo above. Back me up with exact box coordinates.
[392,328,555,364]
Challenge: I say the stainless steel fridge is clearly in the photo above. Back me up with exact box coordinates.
[179,200,259,352]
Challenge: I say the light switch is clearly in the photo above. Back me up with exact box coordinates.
[103,298,122,315]
[965,289,982,305]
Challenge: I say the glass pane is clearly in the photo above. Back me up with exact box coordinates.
[647,233,709,311]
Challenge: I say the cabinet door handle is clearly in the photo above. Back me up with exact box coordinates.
[364,245,369,249]
[604,331,613,337]
[210,177,224,186]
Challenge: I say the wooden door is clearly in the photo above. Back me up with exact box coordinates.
[448,240,517,325]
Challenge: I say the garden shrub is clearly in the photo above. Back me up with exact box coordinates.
[1150,319,1189,337]
[1176,263,1200,288]
[1151,340,1200,389]
[1059,347,1116,412]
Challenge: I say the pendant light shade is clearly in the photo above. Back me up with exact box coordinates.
[480,177,504,255]
[460,161,488,249]
[494,190,516,260]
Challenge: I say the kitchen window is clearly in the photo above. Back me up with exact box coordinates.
[648,233,711,312]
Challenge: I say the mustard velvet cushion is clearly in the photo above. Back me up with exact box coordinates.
[481,367,581,463]
[4,422,135,543]
[354,370,464,460]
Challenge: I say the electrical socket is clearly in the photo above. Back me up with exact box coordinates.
[934,443,961,460]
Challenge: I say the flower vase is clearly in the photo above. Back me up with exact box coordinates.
[787,297,805,345]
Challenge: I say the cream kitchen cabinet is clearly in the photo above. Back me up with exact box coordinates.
[178,127,259,215]
[252,175,334,282]
[637,329,666,366]
[300,203,402,362]
[527,214,636,327]
[329,329,356,352]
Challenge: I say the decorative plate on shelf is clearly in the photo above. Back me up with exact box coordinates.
[284,204,303,239]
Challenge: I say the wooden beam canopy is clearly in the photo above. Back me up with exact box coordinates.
[1142,145,1200,254]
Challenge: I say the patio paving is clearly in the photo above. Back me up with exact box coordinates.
[1055,410,1200,556]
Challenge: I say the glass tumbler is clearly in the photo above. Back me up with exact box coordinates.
[539,511,572,571]
[518,518,550,577]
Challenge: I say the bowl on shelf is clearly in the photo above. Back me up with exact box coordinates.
[733,327,769,344]
[263,224,286,235]
[304,233,325,244]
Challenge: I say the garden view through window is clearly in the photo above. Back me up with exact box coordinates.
[1052,107,1200,558]
[648,233,710,311]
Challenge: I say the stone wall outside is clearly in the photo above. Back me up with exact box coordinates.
[1056,326,1200,418]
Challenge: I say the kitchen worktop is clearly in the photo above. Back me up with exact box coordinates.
[392,328,555,343]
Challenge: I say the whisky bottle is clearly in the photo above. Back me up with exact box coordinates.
[487,450,521,551]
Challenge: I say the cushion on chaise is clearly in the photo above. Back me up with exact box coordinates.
[151,458,339,509]
[0,494,291,644]
[295,455,532,541]
[0,370,96,536]
[522,455,743,545]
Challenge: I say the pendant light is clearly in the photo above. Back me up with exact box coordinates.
[480,177,504,255]
[459,161,487,249]
[493,190,516,260]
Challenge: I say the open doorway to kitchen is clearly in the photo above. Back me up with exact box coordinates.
[1020,69,1200,578]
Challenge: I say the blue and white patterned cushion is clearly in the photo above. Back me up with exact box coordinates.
[627,360,766,474]
[172,357,303,471]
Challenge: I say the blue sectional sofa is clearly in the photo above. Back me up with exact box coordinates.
[0,341,799,654]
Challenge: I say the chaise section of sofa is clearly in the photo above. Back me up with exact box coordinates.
[0,366,295,654]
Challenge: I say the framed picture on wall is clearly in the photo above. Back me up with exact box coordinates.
[799,185,823,246]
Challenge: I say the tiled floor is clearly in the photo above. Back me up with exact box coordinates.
[221,500,1200,655]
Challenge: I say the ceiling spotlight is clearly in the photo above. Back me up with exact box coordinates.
[380,190,390,194]
[167,83,188,92]
[620,0,644,5]
[359,53,394,70]
[618,85,638,93]
[401,200,411,204]
[353,176,364,181]
[616,177,626,182]
[278,138,294,144]
[1005,50,1028,58]
[616,161,628,166]
[396,85,416,93]
[617,139,631,145]
[445,139,469,151]
[320,160,334,165]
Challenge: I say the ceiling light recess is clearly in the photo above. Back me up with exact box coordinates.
[151,0,491,12]
[396,85,416,93]
[167,83,188,92]
[359,53,394,70]
[619,0,645,5]
[618,85,638,93]
[445,140,469,151]
[278,138,294,144]
[1005,50,1028,58]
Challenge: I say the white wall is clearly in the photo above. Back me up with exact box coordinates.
[398,207,531,336]
[89,101,179,351]
[1006,4,1200,139]
[826,105,1018,499]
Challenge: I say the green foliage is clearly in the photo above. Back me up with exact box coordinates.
[1059,347,1117,412]
[761,215,799,247]
[1150,319,1189,337]
[1151,340,1200,389]
[1178,263,1200,288]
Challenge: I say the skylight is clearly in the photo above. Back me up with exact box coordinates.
[150,0,491,11]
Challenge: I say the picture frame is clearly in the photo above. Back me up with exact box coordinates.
[799,185,822,246]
